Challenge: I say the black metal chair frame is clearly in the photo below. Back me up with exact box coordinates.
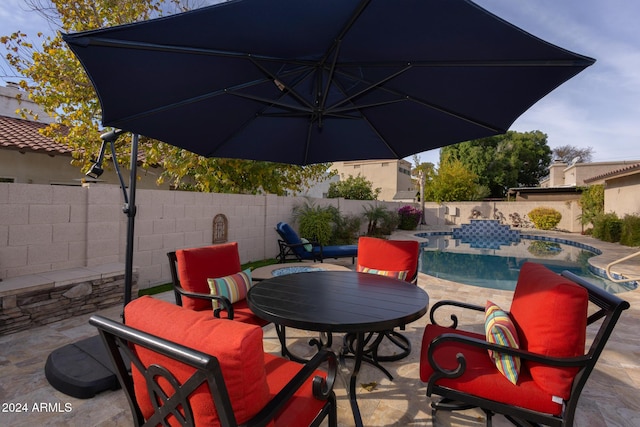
[424,270,630,427]
[89,315,338,427]
[277,237,325,263]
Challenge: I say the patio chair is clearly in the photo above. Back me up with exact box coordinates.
[345,236,421,364]
[275,222,357,264]
[167,242,267,326]
[90,296,337,427]
[420,262,630,427]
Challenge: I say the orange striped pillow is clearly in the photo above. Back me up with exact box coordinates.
[207,268,253,310]
[485,300,521,384]
[357,265,408,281]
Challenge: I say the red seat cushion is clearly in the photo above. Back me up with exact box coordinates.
[357,236,420,282]
[231,299,269,327]
[125,297,327,426]
[510,262,588,399]
[420,324,564,415]
[125,296,269,425]
[176,243,242,311]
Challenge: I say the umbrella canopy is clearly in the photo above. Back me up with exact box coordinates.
[63,0,594,166]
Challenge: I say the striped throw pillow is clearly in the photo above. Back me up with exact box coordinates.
[357,265,408,281]
[485,300,521,385]
[207,268,253,310]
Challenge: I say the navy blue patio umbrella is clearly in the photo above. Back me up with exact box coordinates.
[63,0,594,166]
[48,0,594,402]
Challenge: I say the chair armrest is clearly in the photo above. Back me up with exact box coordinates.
[173,283,235,319]
[248,350,338,425]
[425,332,590,394]
[429,300,484,329]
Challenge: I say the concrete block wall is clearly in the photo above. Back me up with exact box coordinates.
[1,183,581,293]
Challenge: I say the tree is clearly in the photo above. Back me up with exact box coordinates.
[552,145,594,164]
[441,130,552,198]
[424,154,487,202]
[1,0,330,195]
[327,174,380,200]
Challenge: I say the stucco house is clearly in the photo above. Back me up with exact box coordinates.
[0,84,167,189]
[508,159,640,204]
[584,163,640,217]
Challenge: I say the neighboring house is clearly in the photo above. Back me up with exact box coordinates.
[0,84,167,189]
[509,159,640,202]
[584,163,640,217]
[541,159,640,187]
[331,158,414,201]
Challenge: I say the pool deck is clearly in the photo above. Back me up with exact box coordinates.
[1,228,639,426]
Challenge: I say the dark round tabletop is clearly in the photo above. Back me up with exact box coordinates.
[247,271,429,333]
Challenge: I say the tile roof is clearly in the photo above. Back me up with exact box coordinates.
[0,115,73,155]
[584,162,640,183]
[0,115,149,163]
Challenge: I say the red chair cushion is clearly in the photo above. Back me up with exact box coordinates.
[263,354,331,426]
[231,299,270,327]
[357,237,420,282]
[510,262,588,399]
[176,243,242,311]
[125,296,269,425]
[420,324,564,415]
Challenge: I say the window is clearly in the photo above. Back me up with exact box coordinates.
[0,177,15,183]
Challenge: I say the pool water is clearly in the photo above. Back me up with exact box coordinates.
[418,234,637,294]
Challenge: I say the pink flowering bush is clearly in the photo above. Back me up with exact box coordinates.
[398,205,422,230]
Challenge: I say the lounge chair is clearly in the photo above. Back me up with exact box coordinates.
[275,222,357,263]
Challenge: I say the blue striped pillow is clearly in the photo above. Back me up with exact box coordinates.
[207,268,253,310]
[485,300,521,385]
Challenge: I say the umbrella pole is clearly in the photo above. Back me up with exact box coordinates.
[122,133,138,315]
[44,133,139,398]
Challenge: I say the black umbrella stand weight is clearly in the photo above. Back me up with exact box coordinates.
[44,133,138,399]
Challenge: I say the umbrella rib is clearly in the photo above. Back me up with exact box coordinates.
[66,35,318,67]
[329,68,505,133]
[248,58,315,110]
[326,64,413,111]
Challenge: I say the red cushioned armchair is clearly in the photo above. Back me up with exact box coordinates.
[420,262,629,427]
[346,236,420,364]
[90,296,337,427]
[167,242,267,327]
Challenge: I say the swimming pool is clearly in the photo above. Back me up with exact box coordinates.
[416,225,637,294]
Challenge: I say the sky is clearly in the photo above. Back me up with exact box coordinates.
[1,0,639,166]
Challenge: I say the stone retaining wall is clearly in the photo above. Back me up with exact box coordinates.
[0,264,137,335]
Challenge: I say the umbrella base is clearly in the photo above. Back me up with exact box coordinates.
[44,335,127,399]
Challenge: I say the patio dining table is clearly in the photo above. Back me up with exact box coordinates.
[247,270,429,427]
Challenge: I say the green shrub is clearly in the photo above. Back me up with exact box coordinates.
[379,210,399,235]
[333,214,362,245]
[592,212,622,243]
[620,214,640,246]
[578,184,604,227]
[292,200,361,245]
[527,207,562,230]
